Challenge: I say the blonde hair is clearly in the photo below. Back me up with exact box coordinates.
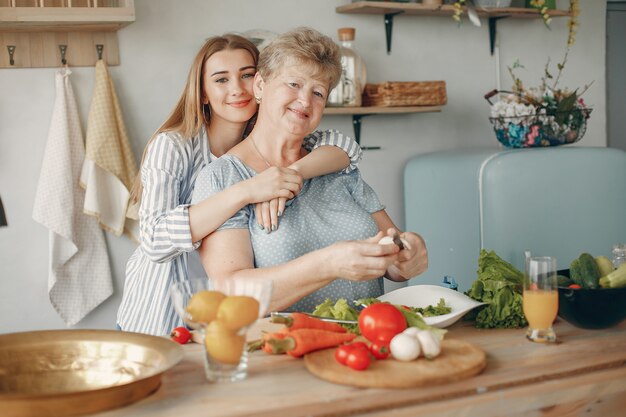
[258,27,342,90]
[131,34,259,203]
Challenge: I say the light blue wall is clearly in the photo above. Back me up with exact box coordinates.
[0,0,608,332]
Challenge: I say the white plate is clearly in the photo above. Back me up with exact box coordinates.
[378,285,486,328]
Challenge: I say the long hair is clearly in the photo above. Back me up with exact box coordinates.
[131,34,259,203]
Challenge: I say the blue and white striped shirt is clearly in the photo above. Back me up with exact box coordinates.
[116,126,361,335]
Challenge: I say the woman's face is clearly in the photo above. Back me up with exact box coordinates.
[255,61,329,137]
[202,49,257,124]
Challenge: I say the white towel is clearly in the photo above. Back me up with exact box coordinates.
[81,60,139,242]
[32,68,113,326]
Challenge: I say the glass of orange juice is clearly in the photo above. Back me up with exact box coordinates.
[523,256,558,343]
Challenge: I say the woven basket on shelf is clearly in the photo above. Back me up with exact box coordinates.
[362,81,447,107]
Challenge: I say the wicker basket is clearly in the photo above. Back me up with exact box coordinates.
[362,81,447,107]
[489,109,592,148]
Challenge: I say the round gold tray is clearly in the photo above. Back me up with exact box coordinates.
[0,329,183,417]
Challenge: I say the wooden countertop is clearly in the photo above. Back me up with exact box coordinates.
[97,319,626,417]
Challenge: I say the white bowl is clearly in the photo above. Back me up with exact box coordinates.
[378,285,486,328]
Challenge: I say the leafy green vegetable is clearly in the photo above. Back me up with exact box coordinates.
[311,297,448,338]
[465,249,528,329]
[311,298,360,333]
[413,298,452,317]
[356,297,451,317]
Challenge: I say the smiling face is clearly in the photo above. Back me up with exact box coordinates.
[254,60,329,137]
[202,48,257,125]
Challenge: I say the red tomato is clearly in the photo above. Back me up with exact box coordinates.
[369,341,390,360]
[348,341,369,351]
[346,348,370,371]
[568,284,582,289]
[170,326,191,344]
[334,344,354,366]
[358,303,407,345]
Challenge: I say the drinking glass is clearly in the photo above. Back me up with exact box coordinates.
[170,277,272,382]
[523,256,558,343]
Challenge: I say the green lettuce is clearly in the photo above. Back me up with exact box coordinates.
[465,249,528,329]
[311,298,360,333]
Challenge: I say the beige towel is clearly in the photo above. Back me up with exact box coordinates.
[81,59,139,241]
[33,68,113,326]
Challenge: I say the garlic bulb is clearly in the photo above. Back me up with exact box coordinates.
[402,327,419,337]
[390,333,421,362]
[415,330,442,360]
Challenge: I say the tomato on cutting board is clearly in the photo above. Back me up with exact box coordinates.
[369,341,390,360]
[358,303,407,345]
[345,347,370,371]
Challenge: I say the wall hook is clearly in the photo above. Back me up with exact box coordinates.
[59,44,67,65]
[7,45,16,66]
[96,44,103,60]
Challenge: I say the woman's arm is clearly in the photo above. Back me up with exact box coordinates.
[290,145,349,179]
[198,228,400,312]
[299,129,362,176]
[138,135,199,263]
[190,165,303,242]
[255,129,362,231]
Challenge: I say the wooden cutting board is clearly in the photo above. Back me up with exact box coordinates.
[304,338,487,389]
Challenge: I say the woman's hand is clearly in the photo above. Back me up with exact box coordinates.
[245,167,302,231]
[384,229,428,282]
[254,197,287,232]
[324,232,401,281]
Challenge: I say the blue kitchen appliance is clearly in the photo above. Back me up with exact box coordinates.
[404,147,626,291]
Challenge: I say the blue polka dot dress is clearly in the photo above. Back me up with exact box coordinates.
[192,154,385,312]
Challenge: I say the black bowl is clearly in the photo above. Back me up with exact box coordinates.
[557,286,626,329]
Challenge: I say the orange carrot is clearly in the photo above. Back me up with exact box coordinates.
[270,313,347,333]
[261,332,287,354]
[266,328,357,357]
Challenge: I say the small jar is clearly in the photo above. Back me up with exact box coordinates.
[611,243,626,268]
[327,28,367,107]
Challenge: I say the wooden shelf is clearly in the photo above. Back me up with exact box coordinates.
[336,2,570,18]
[0,6,135,32]
[337,1,571,54]
[324,105,443,116]
[0,0,134,68]
[323,105,443,149]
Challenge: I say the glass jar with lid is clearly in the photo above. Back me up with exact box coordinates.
[327,27,367,107]
[611,243,626,268]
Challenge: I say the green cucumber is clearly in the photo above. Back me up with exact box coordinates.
[577,253,601,289]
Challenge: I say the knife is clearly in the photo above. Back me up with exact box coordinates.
[270,311,357,324]
[392,232,405,250]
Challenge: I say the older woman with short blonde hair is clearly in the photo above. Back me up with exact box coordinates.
[192,27,427,313]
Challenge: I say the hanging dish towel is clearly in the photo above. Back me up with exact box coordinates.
[32,68,113,326]
[81,59,139,242]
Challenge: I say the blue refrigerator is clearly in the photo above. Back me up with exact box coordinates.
[403,147,626,291]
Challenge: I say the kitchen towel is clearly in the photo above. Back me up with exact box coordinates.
[32,68,113,326]
[81,59,139,242]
